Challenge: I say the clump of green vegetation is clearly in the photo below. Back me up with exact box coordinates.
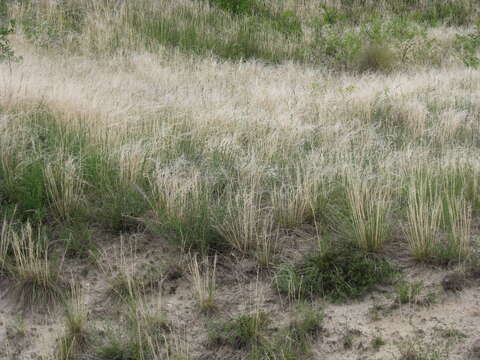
[455,24,480,68]
[398,339,449,360]
[60,224,98,261]
[395,280,423,305]
[0,19,21,65]
[208,312,269,350]
[56,287,91,360]
[441,328,466,339]
[371,335,386,351]
[274,242,396,302]
[95,295,169,360]
[254,305,323,359]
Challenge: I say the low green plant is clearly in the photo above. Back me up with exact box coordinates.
[455,23,480,69]
[371,336,386,351]
[60,224,98,261]
[57,286,91,360]
[274,242,396,302]
[208,312,269,350]
[398,339,449,360]
[254,305,323,359]
[441,328,466,339]
[395,280,423,305]
[0,19,21,65]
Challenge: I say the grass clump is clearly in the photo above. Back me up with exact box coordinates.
[333,175,393,252]
[275,242,396,302]
[187,254,217,314]
[371,336,386,351]
[254,305,323,359]
[395,280,423,305]
[398,339,449,360]
[208,312,269,350]
[9,222,67,309]
[95,293,169,360]
[56,286,91,360]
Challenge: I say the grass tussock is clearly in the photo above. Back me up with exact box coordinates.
[275,242,396,302]
[208,311,269,350]
[187,254,217,314]
[9,222,67,309]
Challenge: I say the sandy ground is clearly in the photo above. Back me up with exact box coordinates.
[0,229,479,360]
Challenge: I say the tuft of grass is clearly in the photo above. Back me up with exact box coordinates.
[395,280,423,305]
[44,154,85,223]
[357,43,395,73]
[208,312,269,350]
[274,242,396,302]
[398,339,449,360]
[441,328,466,339]
[126,294,170,359]
[437,195,472,264]
[216,187,264,253]
[254,304,323,359]
[405,176,442,261]
[371,335,386,351]
[95,292,169,360]
[187,254,217,314]
[9,222,67,309]
[148,169,224,252]
[0,215,14,273]
[56,285,91,360]
[60,223,98,261]
[341,175,392,252]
